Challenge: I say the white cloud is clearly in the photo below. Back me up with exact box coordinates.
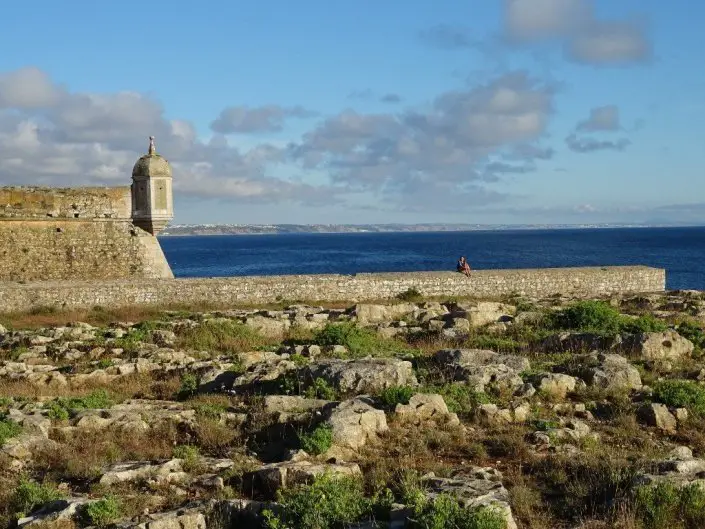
[502,0,651,66]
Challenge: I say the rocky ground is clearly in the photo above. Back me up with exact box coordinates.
[2,291,705,528]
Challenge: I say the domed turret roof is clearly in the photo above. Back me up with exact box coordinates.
[132,136,172,178]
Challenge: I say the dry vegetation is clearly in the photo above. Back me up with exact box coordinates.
[1,292,705,528]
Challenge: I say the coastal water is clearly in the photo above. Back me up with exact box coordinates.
[159,227,705,291]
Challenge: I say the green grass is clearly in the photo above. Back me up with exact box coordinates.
[85,496,121,527]
[677,321,705,352]
[175,320,271,354]
[634,482,705,529]
[264,473,371,529]
[45,389,114,420]
[546,300,667,336]
[303,377,338,400]
[178,373,199,400]
[0,416,22,446]
[313,322,415,358]
[420,383,492,414]
[11,479,64,517]
[409,494,507,529]
[299,424,334,455]
[378,385,415,407]
[653,379,705,416]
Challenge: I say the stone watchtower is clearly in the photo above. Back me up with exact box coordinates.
[131,136,174,235]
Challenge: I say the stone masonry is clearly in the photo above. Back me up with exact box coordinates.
[0,266,665,312]
[0,138,174,281]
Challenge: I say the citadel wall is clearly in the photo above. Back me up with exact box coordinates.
[0,266,665,313]
[0,186,172,281]
[0,187,131,219]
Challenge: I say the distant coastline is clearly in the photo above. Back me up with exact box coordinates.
[159,223,702,236]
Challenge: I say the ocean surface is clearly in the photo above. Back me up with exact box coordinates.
[159,227,705,291]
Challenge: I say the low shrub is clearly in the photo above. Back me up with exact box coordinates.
[634,481,705,529]
[178,373,199,399]
[11,479,64,517]
[173,444,202,472]
[653,379,705,416]
[175,320,270,354]
[46,390,114,420]
[263,473,371,529]
[313,322,410,358]
[409,494,507,529]
[304,377,337,400]
[193,402,228,419]
[677,321,705,351]
[85,496,121,528]
[421,383,492,414]
[378,385,415,407]
[299,424,333,455]
[0,416,22,446]
[547,300,667,335]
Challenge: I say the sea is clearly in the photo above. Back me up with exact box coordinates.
[159,226,705,291]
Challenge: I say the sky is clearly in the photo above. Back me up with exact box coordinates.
[0,0,703,225]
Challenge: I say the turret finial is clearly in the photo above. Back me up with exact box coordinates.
[148,136,156,155]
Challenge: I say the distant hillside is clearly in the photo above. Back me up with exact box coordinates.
[159,222,664,236]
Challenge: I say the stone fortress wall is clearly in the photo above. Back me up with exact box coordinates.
[0,138,174,282]
[0,266,665,313]
[0,187,171,281]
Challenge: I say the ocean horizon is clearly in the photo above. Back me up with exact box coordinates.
[159,226,705,291]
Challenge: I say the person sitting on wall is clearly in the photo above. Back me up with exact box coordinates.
[457,256,471,277]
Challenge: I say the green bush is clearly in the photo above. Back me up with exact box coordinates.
[653,379,705,416]
[677,321,705,350]
[193,402,227,419]
[634,482,705,529]
[178,373,199,399]
[378,385,415,407]
[173,444,202,472]
[45,390,114,420]
[11,479,64,517]
[304,378,338,400]
[85,496,121,527]
[264,473,371,529]
[313,322,410,358]
[299,424,333,455]
[176,320,270,354]
[620,314,668,334]
[547,300,667,335]
[547,301,624,334]
[409,494,507,529]
[96,358,114,369]
[0,416,22,446]
[421,383,492,414]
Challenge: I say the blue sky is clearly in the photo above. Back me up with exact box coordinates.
[0,0,703,225]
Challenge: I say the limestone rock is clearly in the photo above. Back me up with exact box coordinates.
[323,398,388,450]
[638,403,677,432]
[477,404,513,425]
[354,303,416,324]
[243,316,290,339]
[16,498,89,527]
[622,331,694,362]
[99,459,188,486]
[464,302,516,328]
[436,349,529,393]
[303,358,417,395]
[247,460,361,496]
[575,353,642,391]
[537,373,577,399]
[420,468,517,529]
[395,394,460,426]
